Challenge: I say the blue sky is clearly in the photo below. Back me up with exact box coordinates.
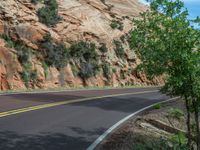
[183,0,200,20]
[139,0,200,20]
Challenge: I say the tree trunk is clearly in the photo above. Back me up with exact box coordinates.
[193,99,200,150]
[194,110,200,150]
[59,67,65,87]
[186,97,192,148]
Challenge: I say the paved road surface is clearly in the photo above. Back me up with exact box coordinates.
[0,87,169,150]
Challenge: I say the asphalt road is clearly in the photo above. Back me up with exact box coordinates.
[0,87,169,150]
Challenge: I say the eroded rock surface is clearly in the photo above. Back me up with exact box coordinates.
[0,0,164,91]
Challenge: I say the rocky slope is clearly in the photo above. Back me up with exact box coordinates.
[0,0,164,91]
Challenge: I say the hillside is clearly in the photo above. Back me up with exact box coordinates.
[0,0,164,91]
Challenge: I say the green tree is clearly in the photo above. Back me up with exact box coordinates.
[130,0,200,149]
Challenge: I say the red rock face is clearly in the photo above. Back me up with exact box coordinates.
[14,24,45,49]
[0,22,4,35]
[0,43,26,90]
[0,0,163,91]
[0,64,8,90]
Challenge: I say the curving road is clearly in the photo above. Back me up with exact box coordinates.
[0,87,169,150]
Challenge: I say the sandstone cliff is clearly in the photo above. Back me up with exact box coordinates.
[0,0,164,91]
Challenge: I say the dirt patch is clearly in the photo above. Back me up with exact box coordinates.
[97,99,188,150]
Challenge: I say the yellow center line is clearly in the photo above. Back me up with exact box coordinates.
[0,90,159,118]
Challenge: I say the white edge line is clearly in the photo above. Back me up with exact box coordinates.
[87,97,179,150]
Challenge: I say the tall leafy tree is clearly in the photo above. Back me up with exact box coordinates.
[130,0,200,149]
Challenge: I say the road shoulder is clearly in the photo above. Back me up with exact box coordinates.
[95,98,182,150]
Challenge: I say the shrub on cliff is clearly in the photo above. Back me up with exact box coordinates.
[37,0,62,26]
[31,0,40,4]
[102,63,111,79]
[99,43,108,53]
[41,33,70,69]
[79,62,99,79]
[21,63,37,88]
[70,41,99,79]
[70,41,98,61]
[15,44,32,64]
[110,20,124,31]
[1,34,32,64]
[1,34,37,87]
[113,40,126,59]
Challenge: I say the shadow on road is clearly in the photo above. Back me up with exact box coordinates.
[1,93,85,103]
[0,87,160,103]
[69,92,168,113]
[68,126,106,137]
[0,130,94,150]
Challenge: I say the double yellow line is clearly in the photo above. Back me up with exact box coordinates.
[0,90,158,118]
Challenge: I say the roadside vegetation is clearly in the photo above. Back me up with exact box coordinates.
[130,0,200,149]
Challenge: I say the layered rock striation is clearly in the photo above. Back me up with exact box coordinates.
[0,0,164,90]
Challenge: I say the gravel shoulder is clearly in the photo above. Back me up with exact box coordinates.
[97,99,187,150]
